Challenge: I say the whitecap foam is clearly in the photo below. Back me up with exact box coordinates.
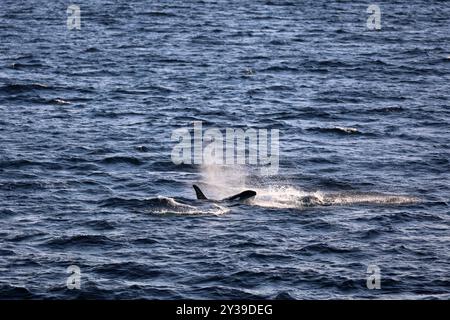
[198,164,418,210]
[151,196,230,215]
[251,186,418,209]
[335,126,359,133]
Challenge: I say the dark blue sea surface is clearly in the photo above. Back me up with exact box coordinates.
[0,0,449,299]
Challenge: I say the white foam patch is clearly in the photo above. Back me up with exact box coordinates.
[252,186,418,209]
[152,196,230,215]
[325,193,419,206]
[198,164,418,209]
[335,126,359,133]
[251,185,321,208]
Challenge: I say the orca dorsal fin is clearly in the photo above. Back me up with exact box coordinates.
[193,185,208,200]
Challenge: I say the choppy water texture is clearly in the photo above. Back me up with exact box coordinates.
[0,0,449,299]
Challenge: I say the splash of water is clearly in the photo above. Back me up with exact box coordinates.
[251,185,326,208]
[252,187,419,209]
[199,164,419,209]
[199,164,247,199]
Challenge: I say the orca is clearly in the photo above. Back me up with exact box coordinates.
[193,185,256,203]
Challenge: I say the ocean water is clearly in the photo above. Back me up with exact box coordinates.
[0,0,449,299]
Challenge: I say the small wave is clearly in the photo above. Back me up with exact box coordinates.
[154,58,189,64]
[148,196,230,216]
[134,145,149,152]
[325,193,419,206]
[0,285,34,299]
[50,98,71,105]
[190,35,225,45]
[0,249,15,256]
[152,160,197,172]
[265,1,296,6]
[0,83,50,94]
[99,196,229,216]
[266,85,296,92]
[299,243,359,255]
[366,106,405,114]
[312,59,352,68]
[85,47,100,52]
[8,62,44,70]
[84,220,116,231]
[262,65,300,72]
[100,156,142,166]
[93,262,164,279]
[46,234,116,247]
[133,238,159,245]
[306,126,361,135]
[0,159,62,170]
[140,11,178,17]
[269,39,288,45]
[0,209,18,216]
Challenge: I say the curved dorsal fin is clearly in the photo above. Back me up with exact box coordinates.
[193,185,208,200]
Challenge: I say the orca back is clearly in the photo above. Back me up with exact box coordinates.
[223,190,257,202]
[193,184,256,203]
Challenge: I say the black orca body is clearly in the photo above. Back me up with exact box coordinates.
[193,185,256,203]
